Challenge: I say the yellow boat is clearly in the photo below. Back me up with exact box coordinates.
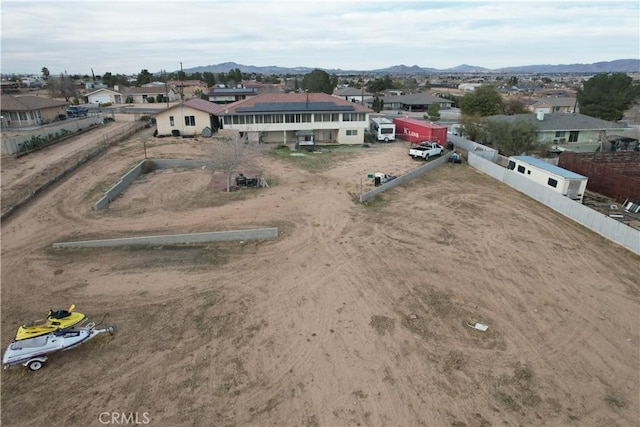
[15,305,87,341]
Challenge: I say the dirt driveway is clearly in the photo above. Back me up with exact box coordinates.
[1,131,638,427]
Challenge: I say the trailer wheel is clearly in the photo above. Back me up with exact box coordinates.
[27,360,44,371]
[384,137,389,143]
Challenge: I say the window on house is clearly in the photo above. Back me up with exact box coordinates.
[346,129,358,136]
[548,178,558,188]
[142,95,148,102]
[517,165,526,174]
[569,131,579,142]
[185,116,195,126]
[169,116,174,126]
[555,131,566,137]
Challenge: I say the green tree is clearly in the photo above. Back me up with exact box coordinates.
[426,103,441,121]
[102,72,114,87]
[484,119,539,156]
[366,75,394,93]
[372,96,383,113]
[577,73,640,121]
[459,85,504,116]
[136,69,152,86]
[508,76,518,87]
[203,72,216,87]
[301,69,335,94]
[41,67,50,81]
[458,114,487,142]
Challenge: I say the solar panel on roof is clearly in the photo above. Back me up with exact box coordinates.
[236,102,355,112]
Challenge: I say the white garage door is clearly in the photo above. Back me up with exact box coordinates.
[91,95,111,104]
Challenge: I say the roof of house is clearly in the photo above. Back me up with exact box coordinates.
[485,113,625,131]
[333,87,373,97]
[222,92,373,114]
[208,87,258,96]
[531,97,577,107]
[167,80,206,87]
[0,94,68,111]
[380,93,453,105]
[511,156,587,180]
[161,98,226,115]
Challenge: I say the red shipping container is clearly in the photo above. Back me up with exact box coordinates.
[393,117,447,145]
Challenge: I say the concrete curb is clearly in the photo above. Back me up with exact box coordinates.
[53,228,278,248]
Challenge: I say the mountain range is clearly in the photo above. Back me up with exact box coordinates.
[184,59,639,75]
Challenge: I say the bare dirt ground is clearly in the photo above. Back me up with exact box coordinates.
[1,129,638,427]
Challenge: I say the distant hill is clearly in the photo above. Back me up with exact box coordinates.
[182,59,640,75]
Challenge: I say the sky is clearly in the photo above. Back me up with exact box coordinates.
[1,0,639,76]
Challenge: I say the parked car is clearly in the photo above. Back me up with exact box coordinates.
[408,141,444,160]
[66,106,88,117]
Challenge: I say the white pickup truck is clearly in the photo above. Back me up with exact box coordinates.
[408,141,444,160]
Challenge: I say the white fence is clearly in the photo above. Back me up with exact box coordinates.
[468,152,640,255]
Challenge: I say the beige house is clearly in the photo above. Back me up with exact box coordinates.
[155,98,225,137]
[85,85,177,105]
[529,97,578,115]
[1,94,68,128]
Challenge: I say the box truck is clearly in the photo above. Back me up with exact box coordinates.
[393,117,447,145]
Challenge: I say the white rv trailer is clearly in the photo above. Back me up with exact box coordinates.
[507,155,588,202]
[369,117,396,142]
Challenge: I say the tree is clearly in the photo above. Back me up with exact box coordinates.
[203,72,216,87]
[577,73,640,121]
[426,103,441,121]
[301,69,335,94]
[136,69,153,86]
[483,119,539,156]
[508,76,518,87]
[458,114,487,142]
[209,133,267,192]
[102,72,114,87]
[459,85,505,116]
[366,75,394,93]
[48,72,76,101]
[41,67,50,81]
[371,96,384,113]
[502,98,528,115]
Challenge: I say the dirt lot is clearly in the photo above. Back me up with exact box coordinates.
[1,130,638,427]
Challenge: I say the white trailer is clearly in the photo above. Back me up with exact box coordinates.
[506,155,588,202]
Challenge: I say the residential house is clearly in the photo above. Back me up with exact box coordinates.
[1,94,68,128]
[366,93,454,112]
[155,98,225,137]
[528,97,578,115]
[485,112,627,153]
[167,80,208,100]
[458,83,483,92]
[207,87,258,104]
[220,92,374,145]
[85,85,177,105]
[332,87,373,105]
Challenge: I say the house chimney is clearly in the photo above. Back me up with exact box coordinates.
[536,111,544,121]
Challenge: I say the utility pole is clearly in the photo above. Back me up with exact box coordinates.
[179,62,185,102]
[163,69,169,107]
